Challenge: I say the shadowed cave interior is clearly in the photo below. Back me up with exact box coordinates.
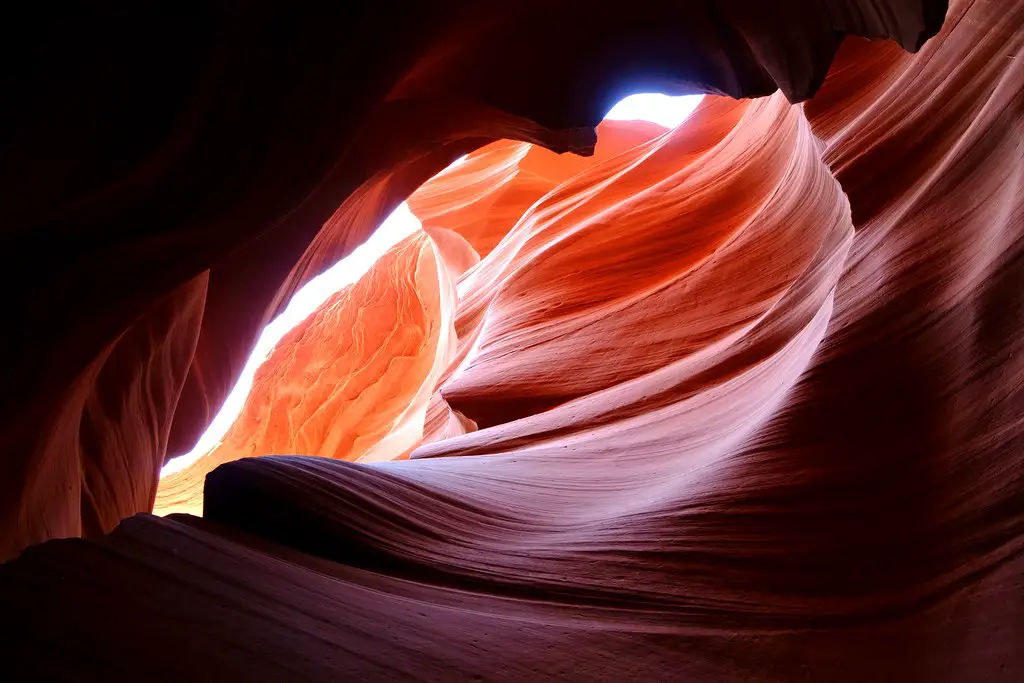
[2,1,1024,681]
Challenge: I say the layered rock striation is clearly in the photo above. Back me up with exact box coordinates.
[7,1,1024,681]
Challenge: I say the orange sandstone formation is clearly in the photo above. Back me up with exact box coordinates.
[408,119,667,256]
[155,232,458,515]
[433,94,844,434]
[7,1,1024,682]
[0,0,944,561]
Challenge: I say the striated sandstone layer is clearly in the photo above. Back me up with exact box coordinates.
[408,119,667,257]
[6,0,1024,681]
[154,232,459,516]
[0,0,943,559]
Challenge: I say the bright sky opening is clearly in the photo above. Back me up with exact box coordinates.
[160,93,705,478]
[604,93,703,128]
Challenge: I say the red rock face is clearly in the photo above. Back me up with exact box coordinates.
[426,95,846,437]
[0,0,944,561]
[7,1,1024,681]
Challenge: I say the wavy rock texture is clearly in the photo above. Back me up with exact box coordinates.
[408,119,667,257]
[8,1,1024,682]
[155,233,458,516]
[157,112,723,511]
[0,0,943,559]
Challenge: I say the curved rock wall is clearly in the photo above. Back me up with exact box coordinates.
[0,0,944,560]
[7,1,1024,681]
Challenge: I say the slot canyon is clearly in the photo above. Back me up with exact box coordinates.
[2,1,1023,681]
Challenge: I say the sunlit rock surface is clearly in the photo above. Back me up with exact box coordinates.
[407,119,667,257]
[155,233,458,515]
[0,0,945,560]
[6,1,1024,681]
